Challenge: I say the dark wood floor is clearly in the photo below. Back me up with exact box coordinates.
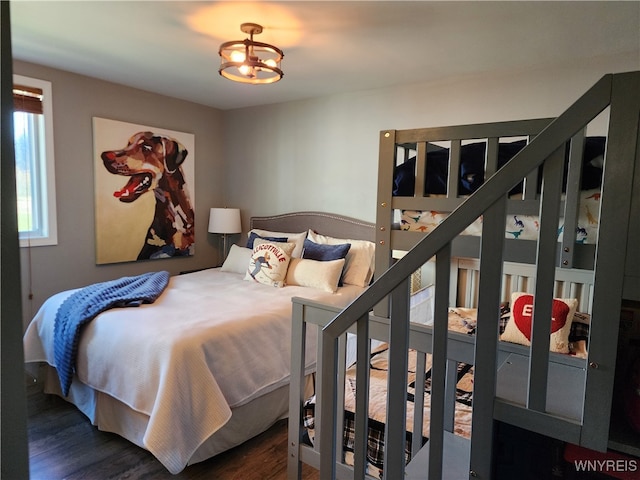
[27,384,320,480]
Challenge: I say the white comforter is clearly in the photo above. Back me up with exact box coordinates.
[23,268,364,473]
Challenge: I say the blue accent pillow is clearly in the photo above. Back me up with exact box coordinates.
[302,238,351,261]
[246,232,288,249]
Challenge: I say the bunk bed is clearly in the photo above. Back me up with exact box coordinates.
[288,72,640,479]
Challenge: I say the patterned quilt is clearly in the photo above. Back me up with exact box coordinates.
[303,310,477,477]
[303,306,590,478]
[399,188,601,244]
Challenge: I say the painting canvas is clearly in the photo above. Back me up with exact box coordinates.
[93,117,196,264]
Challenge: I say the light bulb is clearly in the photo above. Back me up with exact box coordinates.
[239,64,251,76]
[264,59,277,69]
[230,50,246,62]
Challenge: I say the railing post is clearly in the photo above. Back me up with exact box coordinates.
[384,277,411,478]
[469,196,507,479]
[581,71,640,450]
[374,130,397,318]
[428,243,452,479]
[353,313,371,479]
[288,301,306,480]
[528,146,565,411]
[560,129,586,268]
[319,331,338,480]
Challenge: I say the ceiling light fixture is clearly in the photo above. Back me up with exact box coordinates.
[218,23,284,84]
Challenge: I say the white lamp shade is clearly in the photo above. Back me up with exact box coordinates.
[208,208,241,234]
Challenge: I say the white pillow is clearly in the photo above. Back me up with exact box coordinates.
[244,239,295,287]
[249,228,307,258]
[307,230,375,287]
[220,244,252,274]
[500,292,578,354]
[286,258,346,293]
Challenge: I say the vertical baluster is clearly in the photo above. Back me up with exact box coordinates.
[560,129,586,268]
[485,137,499,180]
[353,314,370,478]
[412,351,427,459]
[528,146,564,412]
[416,141,427,197]
[335,332,347,469]
[469,195,507,479]
[384,278,411,478]
[288,302,306,480]
[448,140,462,198]
[319,330,338,480]
[428,243,452,479]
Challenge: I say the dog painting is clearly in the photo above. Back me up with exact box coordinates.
[93,118,195,264]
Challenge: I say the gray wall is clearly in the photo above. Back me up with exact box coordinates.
[14,61,225,326]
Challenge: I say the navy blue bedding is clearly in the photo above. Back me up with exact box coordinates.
[393,137,605,197]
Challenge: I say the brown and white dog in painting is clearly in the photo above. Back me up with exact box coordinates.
[101,131,195,260]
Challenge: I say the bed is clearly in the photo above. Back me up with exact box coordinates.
[288,72,639,479]
[22,211,376,474]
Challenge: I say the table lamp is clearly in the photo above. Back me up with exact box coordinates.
[208,207,241,265]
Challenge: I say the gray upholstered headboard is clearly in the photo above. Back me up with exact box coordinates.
[250,211,375,242]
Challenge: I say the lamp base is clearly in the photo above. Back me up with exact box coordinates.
[223,233,229,266]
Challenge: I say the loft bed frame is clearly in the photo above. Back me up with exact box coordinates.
[288,72,640,479]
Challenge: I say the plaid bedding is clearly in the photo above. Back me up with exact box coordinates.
[302,305,590,477]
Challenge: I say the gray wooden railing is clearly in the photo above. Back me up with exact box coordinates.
[317,72,639,480]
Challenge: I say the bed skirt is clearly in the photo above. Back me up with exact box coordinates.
[40,365,314,469]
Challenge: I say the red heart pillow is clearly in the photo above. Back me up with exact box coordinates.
[500,292,578,353]
[512,294,571,340]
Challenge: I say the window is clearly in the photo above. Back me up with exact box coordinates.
[13,74,57,247]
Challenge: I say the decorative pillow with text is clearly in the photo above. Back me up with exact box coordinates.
[248,229,307,258]
[500,292,578,354]
[244,239,295,288]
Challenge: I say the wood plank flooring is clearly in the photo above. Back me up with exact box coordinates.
[27,384,320,480]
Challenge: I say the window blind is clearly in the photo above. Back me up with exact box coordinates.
[13,84,43,115]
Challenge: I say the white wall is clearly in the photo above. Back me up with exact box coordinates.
[223,52,637,227]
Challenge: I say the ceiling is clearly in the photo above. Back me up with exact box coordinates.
[9,1,640,111]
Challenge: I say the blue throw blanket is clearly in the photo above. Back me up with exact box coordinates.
[54,271,170,396]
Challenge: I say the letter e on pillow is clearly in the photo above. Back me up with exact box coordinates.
[513,294,570,341]
[501,292,577,353]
